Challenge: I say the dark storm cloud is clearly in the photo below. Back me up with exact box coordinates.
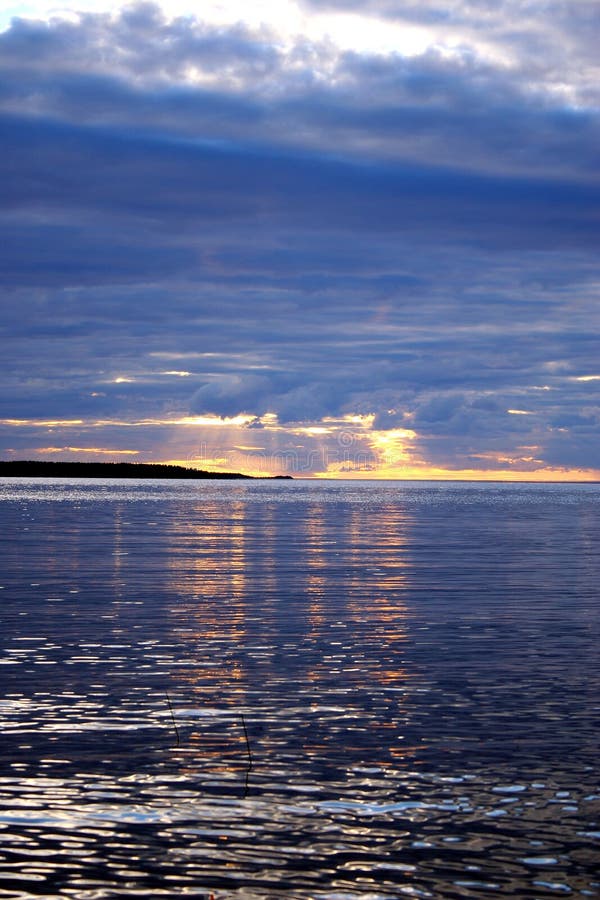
[2,110,597,263]
[0,3,598,472]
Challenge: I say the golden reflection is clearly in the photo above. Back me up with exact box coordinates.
[158,492,419,772]
[164,499,248,703]
[341,505,415,767]
[112,505,123,576]
[304,502,414,703]
[304,505,329,672]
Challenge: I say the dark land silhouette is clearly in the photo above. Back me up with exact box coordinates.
[0,460,292,479]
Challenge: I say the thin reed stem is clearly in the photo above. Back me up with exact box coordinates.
[166,692,180,747]
[241,712,253,769]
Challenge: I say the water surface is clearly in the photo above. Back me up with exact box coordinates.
[1,478,599,898]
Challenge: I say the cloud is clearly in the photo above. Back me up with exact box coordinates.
[298,0,600,86]
[2,109,597,286]
[1,4,598,179]
[0,2,598,476]
[191,374,272,417]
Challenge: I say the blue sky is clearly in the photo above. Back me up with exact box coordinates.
[1,0,599,478]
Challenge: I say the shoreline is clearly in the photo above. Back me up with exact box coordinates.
[0,460,292,480]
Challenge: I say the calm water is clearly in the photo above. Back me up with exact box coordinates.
[0,478,599,899]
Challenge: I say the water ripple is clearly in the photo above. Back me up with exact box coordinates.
[1,479,599,898]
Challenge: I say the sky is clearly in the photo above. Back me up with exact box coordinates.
[1,0,599,479]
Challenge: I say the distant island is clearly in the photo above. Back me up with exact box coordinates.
[0,460,292,480]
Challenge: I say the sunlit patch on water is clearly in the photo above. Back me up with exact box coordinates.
[1,478,599,898]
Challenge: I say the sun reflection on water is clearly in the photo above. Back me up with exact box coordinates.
[0,479,599,898]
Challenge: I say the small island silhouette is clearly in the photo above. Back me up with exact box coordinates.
[0,460,292,480]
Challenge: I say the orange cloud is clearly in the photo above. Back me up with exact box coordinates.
[36,446,140,455]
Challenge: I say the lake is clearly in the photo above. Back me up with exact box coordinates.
[0,478,599,899]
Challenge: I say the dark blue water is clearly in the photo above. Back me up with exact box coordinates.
[0,478,599,899]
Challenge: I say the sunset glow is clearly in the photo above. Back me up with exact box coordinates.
[2,412,598,481]
[1,0,598,479]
